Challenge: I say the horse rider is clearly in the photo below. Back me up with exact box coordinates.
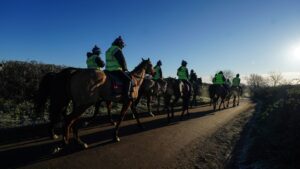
[232,74,241,91]
[190,69,197,84]
[226,78,232,87]
[177,60,192,95]
[153,60,163,83]
[212,73,217,84]
[86,45,105,70]
[214,71,230,92]
[105,36,132,99]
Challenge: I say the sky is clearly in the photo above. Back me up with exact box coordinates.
[1,0,300,82]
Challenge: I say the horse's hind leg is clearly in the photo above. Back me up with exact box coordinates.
[156,96,160,114]
[106,101,116,125]
[171,96,180,118]
[130,104,143,129]
[114,101,132,142]
[147,95,154,117]
[63,105,87,147]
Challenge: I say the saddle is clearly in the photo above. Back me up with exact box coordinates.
[104,71,135,96]
[104,71,125,95]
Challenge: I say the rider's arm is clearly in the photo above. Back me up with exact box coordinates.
[114,50,128,71]
[159,68,162,78]
[95,57,105,68]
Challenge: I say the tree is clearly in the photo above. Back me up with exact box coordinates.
[268,71,283,86]
[246,74,268,89]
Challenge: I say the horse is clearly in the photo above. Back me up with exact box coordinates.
[230,86,242,107]
[134,78,167,116]
[163,78,191,122]
[190,78,202,108]
[35,67,78,139]
[208,84,229,111]
[59,58,154,149]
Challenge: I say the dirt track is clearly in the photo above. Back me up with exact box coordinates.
[0,99,254,169]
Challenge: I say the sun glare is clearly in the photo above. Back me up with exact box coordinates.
[288,43,300,62]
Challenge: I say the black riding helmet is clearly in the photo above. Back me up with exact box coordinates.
[112,36,125,48]
[181,60,187,66]
[92,45,101,54]
[157,60,162,66]
[236,74,240,77]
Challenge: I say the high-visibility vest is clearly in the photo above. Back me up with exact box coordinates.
[215,73,224,84]
[153,65,161,80]
[177,66,188,80]
[232,77,240,86]
[105,45,122,71]
[86,55,100,69]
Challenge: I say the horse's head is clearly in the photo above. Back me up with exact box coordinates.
[141,58,154,76]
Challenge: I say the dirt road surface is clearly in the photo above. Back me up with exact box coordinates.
[0,99,254,169]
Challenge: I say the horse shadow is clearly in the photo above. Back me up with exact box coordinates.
[0,107,216,169]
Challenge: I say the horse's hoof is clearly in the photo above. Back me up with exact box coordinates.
[114,137,121,142]
[149,112,155,117]
[81,143,88,149]
[111,121,117,126]
[52,146,63,154]
[52,134,59,140]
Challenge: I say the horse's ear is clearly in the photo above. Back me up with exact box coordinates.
[147,58,150,61]
[142,58,145,61]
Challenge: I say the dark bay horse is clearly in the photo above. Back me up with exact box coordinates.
[164,78,191,122]
[60,58,154,149]
[35,67,78,139]
[208,84,229,111]
[190,78,202,108]
[134,78,167,116]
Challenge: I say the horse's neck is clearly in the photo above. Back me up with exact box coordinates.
[131,69,146,87]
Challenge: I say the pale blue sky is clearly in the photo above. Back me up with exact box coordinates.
[1,0,300,81]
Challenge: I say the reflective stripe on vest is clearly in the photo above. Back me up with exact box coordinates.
[153,65,161,80]
[86,55,100,69]
[105,45,122,71]
[177,66,188,80]
[215,74,224,84]
[232,77,240,86]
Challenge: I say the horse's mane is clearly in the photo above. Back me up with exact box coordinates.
[131,60,147,73]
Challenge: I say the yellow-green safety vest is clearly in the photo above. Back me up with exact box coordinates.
[177,66,188,80]
[232,77,240,86]
[105,45,122,71]
[86,55,101,70]
[215,73,224,84]
[153,65,161,80]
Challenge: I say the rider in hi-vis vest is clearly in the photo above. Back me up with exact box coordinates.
[86,45,105,70]
[232,74,241,87]
[105,36,132,100]
[153,60,163,81]
[177,60,192,95]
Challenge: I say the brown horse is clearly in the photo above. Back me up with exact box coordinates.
[61,58,154,149]
[35,67,78,139]
[163,78,191,122]
[208,84,229,111]
[134,78,167,116]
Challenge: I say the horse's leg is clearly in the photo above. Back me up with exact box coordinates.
[62,103,83,143]
[237,95,240,106]
[157,95,160,114]
[93,101,101,118]
[147,94,154,117]
[49,100,66,140]
[114,100,132,142]
[106,101,116,125]
[171,96,180,118]
[130,104,143,129]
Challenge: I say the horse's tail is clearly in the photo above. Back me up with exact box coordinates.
[34,72,56,115]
